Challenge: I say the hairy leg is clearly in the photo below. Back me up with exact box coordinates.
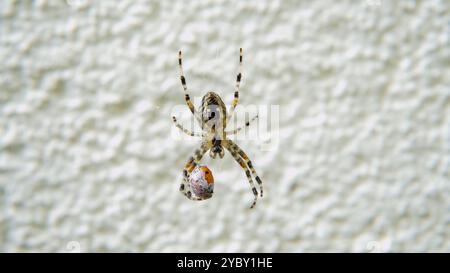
[178,50,202,123]
[223,140,259,208]
[226,48,243,123]
[226,139,263,197]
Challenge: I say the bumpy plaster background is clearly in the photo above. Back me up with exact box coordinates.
[0,0,449,252]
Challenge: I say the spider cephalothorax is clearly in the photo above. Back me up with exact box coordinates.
[172,48,263,208]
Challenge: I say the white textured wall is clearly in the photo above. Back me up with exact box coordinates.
[1,0,449,252]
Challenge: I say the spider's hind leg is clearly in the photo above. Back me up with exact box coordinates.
[227,140,263,198]
[223,140,259,209]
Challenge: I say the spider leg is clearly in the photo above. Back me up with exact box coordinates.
[172,116,203,137]
[223,140,259,209]
[226,48,243,123]
[180,141,210,200]
[178,50,202,123]
[226,139,263,198]
[226,114,258,135]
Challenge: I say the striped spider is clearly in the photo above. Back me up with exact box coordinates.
[172,48,263,208]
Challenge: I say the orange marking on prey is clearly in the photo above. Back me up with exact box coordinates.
[200,166,214,184]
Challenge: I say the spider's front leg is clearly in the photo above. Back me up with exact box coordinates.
[178,50,202,124]
[226,48,243,123]
[180,141,211,200]
[223,139,261,209]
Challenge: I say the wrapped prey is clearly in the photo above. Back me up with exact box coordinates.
[188,165,214,200]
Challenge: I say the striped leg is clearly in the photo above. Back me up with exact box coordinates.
[180,141,211,200]
[224,140,259,209]
[226,114,258,135]
[178,50,201,123]
[226,48,243,123]
[172,116,203,137]
[227,140,263,197]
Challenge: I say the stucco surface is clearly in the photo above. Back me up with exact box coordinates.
[0,0,449,252]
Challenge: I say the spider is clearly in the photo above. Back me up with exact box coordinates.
[172,48,263,208]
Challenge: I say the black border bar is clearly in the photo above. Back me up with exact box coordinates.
[0,253,447,272]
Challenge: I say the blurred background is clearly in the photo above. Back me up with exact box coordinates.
[0,0,449,252]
